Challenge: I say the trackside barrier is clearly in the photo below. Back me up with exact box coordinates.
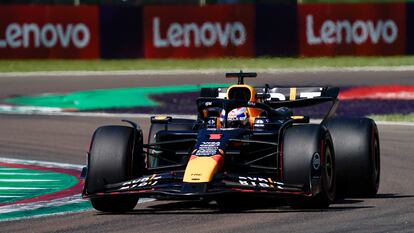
[143,4,255,58]
[0,3,413,59]
[298,3,406,56]
[406,3,414,55]
[99,6,143,59]
[0,5,99,59]
[255,4,298,57]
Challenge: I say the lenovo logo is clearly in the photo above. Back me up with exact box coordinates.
[0,23,91,49]
[152,17,247,48]
[306,14,398,45]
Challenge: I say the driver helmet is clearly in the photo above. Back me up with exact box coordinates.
[220,107,249,127]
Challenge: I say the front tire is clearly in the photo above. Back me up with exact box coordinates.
[283,124,336,209]
[86,125,144,212]
[291,139,336,209]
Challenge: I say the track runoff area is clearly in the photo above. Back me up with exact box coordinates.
[0,69,413,225]
[0,158,88,222]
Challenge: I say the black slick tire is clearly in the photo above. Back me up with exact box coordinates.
[283,124,336,209]
[86,125,144,212]
[326,118,380,197]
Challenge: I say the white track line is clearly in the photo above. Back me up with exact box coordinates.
[0,106,198,119]
[0,105,63,113]
[0,194,84,214]
[0,179,59,182]
[0,158,90,222]
[3,66,414,77]
[0,187,48,190]
[0,173,48,175]
[0,157,84,170]
[375,121,414,126]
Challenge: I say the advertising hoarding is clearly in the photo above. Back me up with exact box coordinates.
[143,5,255,58]
[298,3,406,56]
[0,5,99,59]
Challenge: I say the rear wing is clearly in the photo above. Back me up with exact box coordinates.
[201,86,339,102]
[200,86,339,122]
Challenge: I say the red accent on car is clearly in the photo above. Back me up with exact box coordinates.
[320,140,325,165]
[209,134,222,140]
[211,155,224,170]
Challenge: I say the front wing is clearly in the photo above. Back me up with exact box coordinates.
[83,171,313,199]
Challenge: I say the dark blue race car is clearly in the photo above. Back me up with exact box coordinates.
[82,72,380,212]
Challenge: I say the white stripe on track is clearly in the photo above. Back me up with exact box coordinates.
[0,105,62,113]
[0,179,58,182]
[0,187,47,190]
[375,121,414,126]
[0,173,48,175]
[0,157,84,171]
[0,156,157,222]
[0,194,84,214]
[0,158,91,222]
[4,65,414,77]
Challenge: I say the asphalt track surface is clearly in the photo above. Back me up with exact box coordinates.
[0,71,413,232]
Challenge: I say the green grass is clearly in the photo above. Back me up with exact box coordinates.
[370,114,414,122]
[2,56,414,72]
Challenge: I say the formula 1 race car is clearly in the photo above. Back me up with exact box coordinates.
[82,72,380,212]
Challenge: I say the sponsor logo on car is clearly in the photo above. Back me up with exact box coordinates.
[238,176,284,189]
[312,153,321,170]
[196,141,220,156]
[119,174,162,190]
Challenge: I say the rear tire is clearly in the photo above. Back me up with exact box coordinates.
[326,118,380,197]
[283,125,336,209]
[86,125,144,212]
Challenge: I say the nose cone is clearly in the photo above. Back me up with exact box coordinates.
[183,155,223,183]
